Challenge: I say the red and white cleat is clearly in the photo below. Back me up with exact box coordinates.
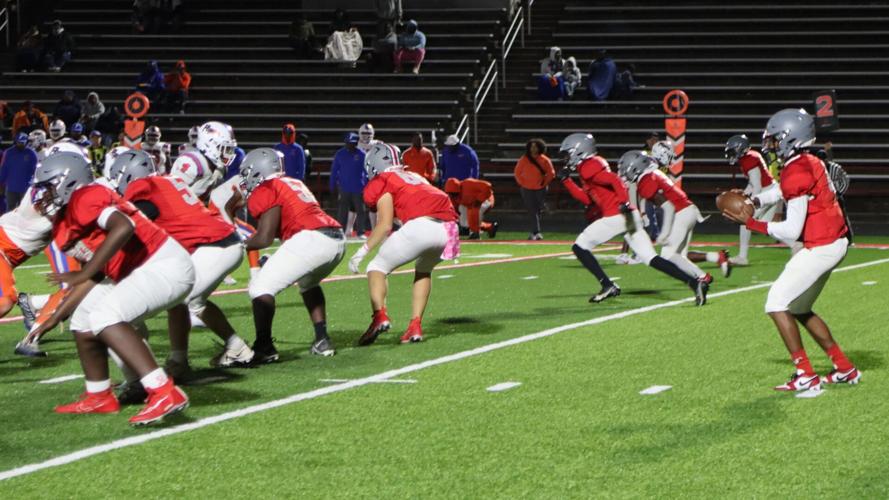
[129,380,189,426]
[55,389,120,414]
[822,367,861,385]
[718,250,732,278]
[358,310,391,346]
[400,318,424,344]
[774,371,821,392]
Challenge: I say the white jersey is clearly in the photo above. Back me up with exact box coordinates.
[44,141,89,161]
[357,139,382,154]
[143,141,172,172]
[209,175,243,224]
[0,187,53,256]
[170,149,217,198]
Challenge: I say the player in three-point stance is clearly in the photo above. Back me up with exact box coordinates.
[557,133,708,305]
[29,152,194,426]
[240,148,346,362]
[723,109,858,392]
[350,143,460,345]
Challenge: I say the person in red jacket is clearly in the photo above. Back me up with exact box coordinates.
[29,152,194,426]
[724,109,857,393]
[444,177,499,239]
[557,134,707,305]
[349,143,459,345]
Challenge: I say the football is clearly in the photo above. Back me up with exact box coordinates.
[716,191,754,219]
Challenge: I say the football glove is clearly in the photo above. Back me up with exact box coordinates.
[349,243,370,274]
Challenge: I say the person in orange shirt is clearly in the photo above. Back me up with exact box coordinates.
[163,60,192,114]
[402,132,437,182]
[11,101,49,136]
[513,138,555,240]
[444,178,499,240]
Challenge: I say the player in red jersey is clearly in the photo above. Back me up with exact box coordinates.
[724,134,802,265]
[239,148,346,362]
[28,152,195,426]
[444,178,499,240]
[557,135,708,305]
[350,143,460,345]
[108,150,253,381]
[724,109,857,392]
[619,151,731,280]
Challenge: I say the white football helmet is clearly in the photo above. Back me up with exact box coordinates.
[558,133,597,169]
[28,130,47,150]
[49,119,66,140]
[650,140,675,168]
[358,123,375,144]
[170,149,218,197]
[196,121,237,170]
[144,125,161,146]
[365,143,402,179]
[187,125,199,146]
[44,141,89,162]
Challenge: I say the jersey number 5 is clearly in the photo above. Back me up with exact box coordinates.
[280,177,318,204]
[168,176,200,205]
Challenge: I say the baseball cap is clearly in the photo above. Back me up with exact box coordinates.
[345,132,359,144]
[90,130,102,138]
[71,123,84,134]
[14,132,28,144]
[444,134,460,146]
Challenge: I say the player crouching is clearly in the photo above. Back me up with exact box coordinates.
[29,152,194,425]
[350,143,460,345]
[444,178,499,240]
[240,148,346,362]
[723,109,858,392]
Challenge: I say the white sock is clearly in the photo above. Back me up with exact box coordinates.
[705,251,719,263]
[85,379,111,393]
[668,254,706,278]
[738,226,751,259]
[30,294,50,310]
[346,211,356,234]
[168,350,188,364]
[225,334,247,350]
[141,368,169,390]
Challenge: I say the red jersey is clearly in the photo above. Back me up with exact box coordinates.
[247,176,339,241]
[738,150,774,188]
[575,156,629,217]
[124,175,235,254]
[52,184,169,282]
[636,170,692,211]
[364,170,457,223]
[779,153,847,248]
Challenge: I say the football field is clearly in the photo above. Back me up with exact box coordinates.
[1,233,888,498]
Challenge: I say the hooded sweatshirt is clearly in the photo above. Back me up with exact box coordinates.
[398,20,426,49]
[274,123,306,180]
[540,47,564,75]
[563,57,582,85]
[81,92,105,122]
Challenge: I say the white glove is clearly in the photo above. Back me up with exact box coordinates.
[349,244,369,274]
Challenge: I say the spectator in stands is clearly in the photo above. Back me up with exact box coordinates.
[133,0,183,34]
[290,13,318,59]
[329,132,368,237]
[94,105,123,147]
[135,60,166,104]
[52,90,82,130]
[16,26,43,72]
[296,133,313,178]
[612,64,641,98]
[324,11,363,65]
[87,130,106,176]
[369,22,397,73]
[563,57,582,99]
[537,47,566,100]
[0,133,39,211]
[514,138,554,240]
[588,49,617,101]
[162,60,192,114]
[42,20,75,72]
[440,134,479,184]
[540,46,564,75]
[12,101,49,135]
[375,0,402,35]
[274,123,306,180]
[329,9,352,34]
[403,132,437,182]
[394,20,427,74]
[80,92,105,132]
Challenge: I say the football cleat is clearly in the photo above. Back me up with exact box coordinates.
[694,277,709,306]
[55,389,120,414]
[358,310,391,346]
[222,275,237,286]
[822,367,861,385]
[487,221,500,239]
[116,381,148,405]
[718,250,732,278]
[129,381,189,426]
[774,371,821,392]
[728,255,749,266]
[14,339,47,358]
[458,226,470,237]
[17,292,37,332]
[309,337,336,357]
[467,232,480,240]
[250,338,280,365]
[400,318,423,344]
[590,283,621,303]
[210,342,255,367]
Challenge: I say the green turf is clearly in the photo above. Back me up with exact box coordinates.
[1,236,887,498]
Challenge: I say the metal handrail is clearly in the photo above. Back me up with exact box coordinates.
[1,8,10,47]
[473,59,499,143]
[454,113,470,144]
[500,5,525,87]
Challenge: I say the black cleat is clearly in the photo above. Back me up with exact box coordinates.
[18,293,37,332]
[250,339,280,365]
[14,340,46,358]
[117,381,148,405]
[694,278,709,306]
[309,337,336,357]
[487,221,499,239]
[467,232,480,240]
[590,283,621,303]
[458,226,470,237]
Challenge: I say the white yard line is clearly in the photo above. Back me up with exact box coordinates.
[37,374,83,385]
[486,382,522,392]
[319,378,417,384]
[1,256,887,482]
[639,385,672,395]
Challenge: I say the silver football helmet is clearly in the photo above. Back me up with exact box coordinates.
[239,147,283,195]
[724,134,751,166]
[106,149,157,195]
[364,143,402,179]
[617,150,656,183]
[558,133,597,169]
[31,151,93,216]
[762,108,815,161]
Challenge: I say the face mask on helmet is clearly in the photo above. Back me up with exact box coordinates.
[650,141,675,168]
[761,108,815,161]
[239,148,283,195]
[145,127,161,146]
[558,133,596,170]
[49,120,66,140]
[31,152,92,216]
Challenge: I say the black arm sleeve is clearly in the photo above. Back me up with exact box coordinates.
[133,200,160,221]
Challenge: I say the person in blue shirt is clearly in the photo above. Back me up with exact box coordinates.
[329,132,367,237]
[440,134,479,185]
[135,60,165,104]
[394,19,427,74]
[588,49,617,101]
[69,122,90,148]
[225,146,246,180]
[0,133,39,211]
[274,123,306,180]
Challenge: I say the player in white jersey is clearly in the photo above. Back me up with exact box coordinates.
[28,130,48,161]
[354,123,381,232]
[142,125,172,173]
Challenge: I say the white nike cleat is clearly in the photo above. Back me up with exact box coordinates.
[822,367,861,386]
[210,343,255,368]
[774,370,821,392]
